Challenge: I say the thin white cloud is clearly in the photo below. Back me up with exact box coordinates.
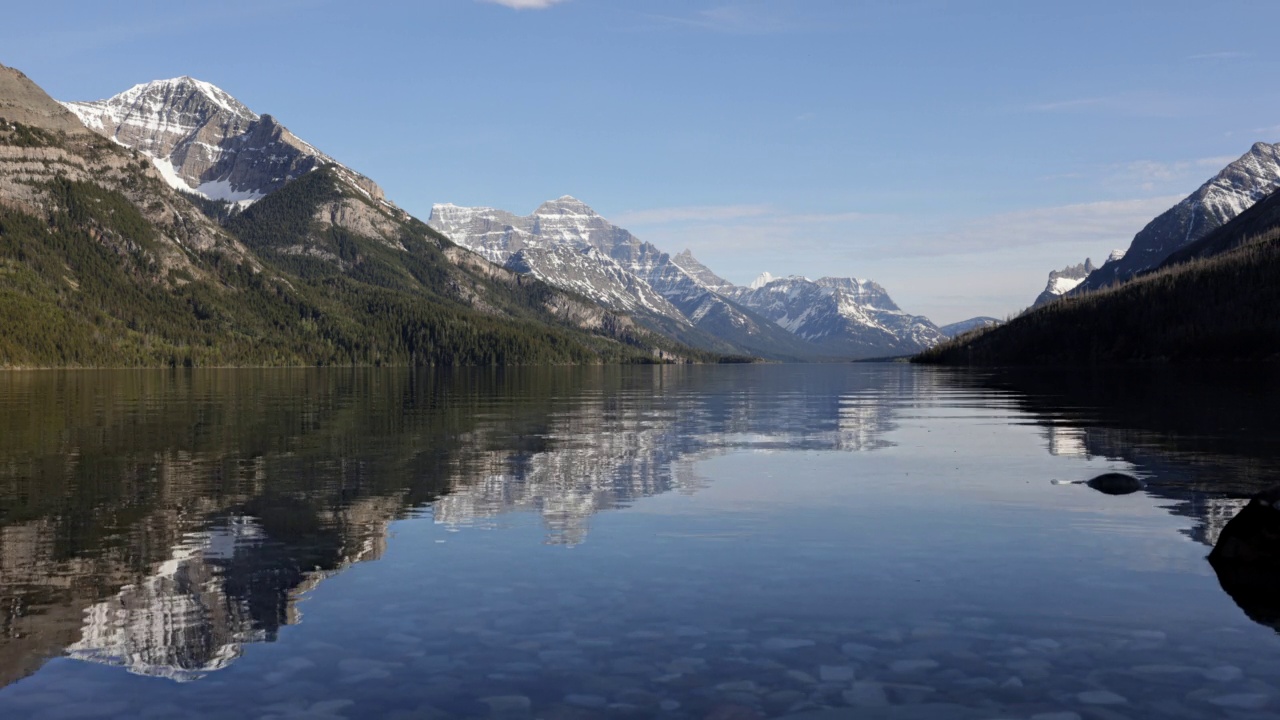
[1024,93,1191,118]
[621,195,1179,278]
[479,0,567,9]
[1028,97,1108,113]
[1188,51,1248,61]
[610,196,1188,322]
[614,204,772,225]
[1104,155,1237,193]
[930,196,1183,257]
[644,4,802,34]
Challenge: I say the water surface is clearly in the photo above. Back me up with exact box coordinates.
[1,364,1279,719]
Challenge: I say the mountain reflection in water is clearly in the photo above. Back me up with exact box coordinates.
[1,364,1279,692]
[0,366,905,687]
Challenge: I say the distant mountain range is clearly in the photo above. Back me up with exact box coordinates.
[939,317,1000,338]
[430,199,946,359]
[43,74,955,362]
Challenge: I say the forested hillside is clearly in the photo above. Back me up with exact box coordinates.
[914,229,1280,365]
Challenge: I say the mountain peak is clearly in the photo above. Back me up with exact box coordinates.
[111,76,258,121]
[60,75,382,206]
[748,271,776,289]
[535,195,598,217]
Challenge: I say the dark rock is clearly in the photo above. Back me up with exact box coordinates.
[1085,473,1144,496]
[1209,485,1280,630]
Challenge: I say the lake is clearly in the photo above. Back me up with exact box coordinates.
[1,364,1279,720]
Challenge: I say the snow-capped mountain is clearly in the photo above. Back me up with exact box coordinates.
[429,197,818,359]
[430,197,947,359]
[1077,142,1280,292]
[61,77,382,206]
[726,276,946,356]
[939,317,1000,338]
[749,272,777,289]
[1032,258,1097,307]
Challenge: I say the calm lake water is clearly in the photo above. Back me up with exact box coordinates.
[1,364,1280,720]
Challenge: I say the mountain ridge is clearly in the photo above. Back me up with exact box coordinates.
[1075,141,1280,293]
[429,198,944,359]
[916,184,1280,365]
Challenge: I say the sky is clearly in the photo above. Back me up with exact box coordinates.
[6,0,1280,324]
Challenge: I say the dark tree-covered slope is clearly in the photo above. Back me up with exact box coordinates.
[914,210,1280,365]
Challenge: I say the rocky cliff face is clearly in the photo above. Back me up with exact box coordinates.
[504,244,686,320]
[1077,142,1280,292]
[1032,258,1097,307]
[62,77,383,206]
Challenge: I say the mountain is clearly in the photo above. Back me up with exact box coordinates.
[0,64,699,368]
[1160,183,1280,267]
[1032,258,1096,308]
[915,186,1280,365]
[429,198,822,360]
[62,77,381,207]
[725,276,946,357]
[939,317,1000,338]
[430,198,944,359]
[1076,142,1280,293]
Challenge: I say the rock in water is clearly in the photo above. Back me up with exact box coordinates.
[1208,485,1280,630]
[1085,473,1144,496]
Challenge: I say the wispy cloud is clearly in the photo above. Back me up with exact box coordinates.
[644,4,804,34]
[614,204,772,225]
[622,196,1178,276]
[1028,97,1107,113]
[479,0,567,9]
[1104,155,1236,193]
[929,196,1182,257]
[1024,93,1191,118]
[1188,51,1248,61]
[614,196,1184,321]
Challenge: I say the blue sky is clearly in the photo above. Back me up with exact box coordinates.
[6,0,1280,323]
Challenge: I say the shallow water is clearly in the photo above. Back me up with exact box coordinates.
[1,364,1279,719]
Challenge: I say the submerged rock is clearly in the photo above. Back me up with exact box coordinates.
[1085,473,1145,496]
